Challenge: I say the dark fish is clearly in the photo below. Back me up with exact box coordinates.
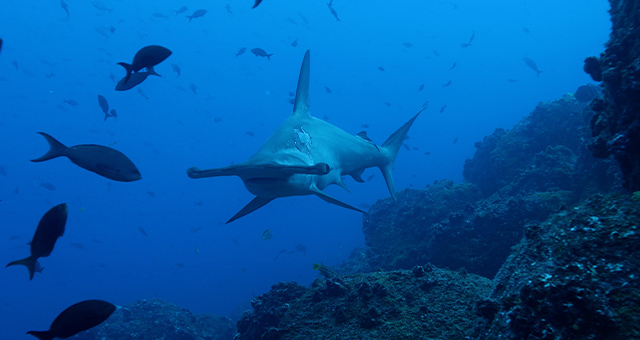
[377,66,385,71]
[0,38,3,54]
[251,48,273,60]
[27,300,116,340]
[171,63,181,77]
[523,27,530,34]
[153,12,169,19]
[146,191,155,197]
[138,226,148,237]
[361,124,369,128]
[453,137,459,144]
[418,84,424,91]
[6,203,67,280]
[291,39,298,47]
[403,143,410,151]
[324,86,332,94]
[245,131,255,137]
[253,0,263,8]
[40,182,57,191]
[137,87,149,99]
[64,99,78,106]
[440,105,447,113]
[299,13,309,24]
[173,6,188,15]
[214,117,222,123]
[443,80,452,87]
[262,229,273,240]
[94,25,115,38]
[235,47,246,57]
[432,50,440,57]
[97,95,109,114]
[186,9,207,22]
[402,42,413,48]
[45,71,55,78]
[424,151,431,155]
[523,57,542,77]
[507,78,518,83]
[31,132,141,182]
[190,227,202,233]
[461,30,475,48]
[108,72,116,82]
[327,0,340,21]
[115,69,160,91]
[117,45,171,84]
[70,242,84,249]
[12,60,18,69]
[450,62,457,70]
[60,0,70,16]
[92,1,113,14]
[225,3,233,14]
[384,102,391,107]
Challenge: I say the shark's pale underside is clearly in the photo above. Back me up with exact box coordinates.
[187,50,425,223]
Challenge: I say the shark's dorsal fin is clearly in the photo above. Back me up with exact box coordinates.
[292,50,311,117]
[356,131,371,140]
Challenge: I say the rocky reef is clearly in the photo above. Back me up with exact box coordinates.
[584,0,640,191]
[349,95,621,279]
[475,193,640,339]
[235,266,493,340]
[72,298,235,340]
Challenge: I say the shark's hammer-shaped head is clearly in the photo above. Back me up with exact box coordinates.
[186,50,423,223]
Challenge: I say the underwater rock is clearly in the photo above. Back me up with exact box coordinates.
[475,193,640,339]
[235,266,493,340]
[585,0,640,191]
[72,298,235,340]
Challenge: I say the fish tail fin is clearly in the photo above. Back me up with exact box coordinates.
[6,256,37,280]
[537,70,542,78]
[26,330,54,340]
[104,112,110,121]
[267,54,273,61]
[117,62,132,83]
[31,132,68,162]
[379,105,425,202]
[147,66,161,77]
[186,15,192,22]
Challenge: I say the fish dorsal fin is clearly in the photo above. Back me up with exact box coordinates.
[292,50,311,117]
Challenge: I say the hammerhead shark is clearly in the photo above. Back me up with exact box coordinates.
[187,50,424,223]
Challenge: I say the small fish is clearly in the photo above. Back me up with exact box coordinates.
[327,0,340,21]
[92,1,113,14]
[40,182,57,191]
[153,12,169,19]
[60,0,70,16]
[137,87,149,100]
[118,45,172,84]
[402,42,413,48]
[97,95,109,114]
[324,86,332,94]
[64,99,78,106]
[403,143,410,151]
[253,0,263,8]
[384,102,391,107]
[70,242,84,249]
[171,63,181,77]
[507,78,518,83]
[6,203,67,280]
[453,137,459,144]
[251,48,273,60]
[440,105,447,113]
[235,47,246,57]
[31,132,141,182]
[115,69,160,91]
[190,227,202,233]
[12,60,18,69]
[0,38,3,54]
[424,151,431,155]
[432,50,440,57]
[94,25,116,38]
[173,6,188,15]
[361,124,369,128]
[291,39,298,47]
[189,83,197,94]
[45,71,55,78]
[225,3,233,14]
[418,84,424,91]
[214,117,222,123]
[313,263,339,279]
[27,300,116,340]
[108,72,116,83]
[461,30,475,48]
[377,66,385,71]
[245,131,255,137]
[262,229,273,240]
[450,62,457,70]
[138,226,148,237]
[523,57,542,77]
[145,191,156,198]
[186,9,207,22]
[523,27,530,34]
[443,80,452,87]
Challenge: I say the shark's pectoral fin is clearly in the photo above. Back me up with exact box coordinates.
[187,163,330,180]
[312,188,366,214]
[227,197,274,224]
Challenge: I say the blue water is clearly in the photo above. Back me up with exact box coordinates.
[0,0,609,338]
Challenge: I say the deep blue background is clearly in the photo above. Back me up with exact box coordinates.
[0,0,609,338]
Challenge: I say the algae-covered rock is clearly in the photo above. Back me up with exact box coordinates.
[235,266,493,340]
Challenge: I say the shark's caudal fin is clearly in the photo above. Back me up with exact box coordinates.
[379,105,427,202]
[6,256,37,280]
[292,50,311,116]
[31,132,69,162]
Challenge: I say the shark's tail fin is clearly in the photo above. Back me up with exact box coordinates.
[379,105,426,202]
